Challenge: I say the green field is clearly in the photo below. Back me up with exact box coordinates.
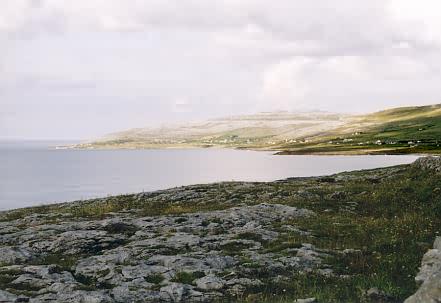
[278,104,441,155]
[76,104,441,156]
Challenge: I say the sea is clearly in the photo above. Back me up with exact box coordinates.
[0,140,419,210]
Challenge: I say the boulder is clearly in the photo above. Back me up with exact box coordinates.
[0,246,33,265]
[405,272,441,303]
[159,283,191,302]
[195,276,225,290]
[0,290,18,303]
[405,237,441,303]
[413,157,441,173]
[111,285,160,303]
[0,203,318,302]
[365,287,394,302]
[54,290,114,303]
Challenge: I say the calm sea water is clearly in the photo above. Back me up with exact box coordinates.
[0,140,419,210]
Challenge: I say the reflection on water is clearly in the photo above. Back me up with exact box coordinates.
[0,141,418,210]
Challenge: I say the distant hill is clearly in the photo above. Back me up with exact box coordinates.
[74,104,441,155]
[277,104,441,155]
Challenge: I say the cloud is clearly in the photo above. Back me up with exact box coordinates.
[0,1,432,43]
[260,57,312,110]
[259,53,441,112]
[2,1,441,138]
[171,97,192,113]
[388,0,441,47]
[2,1,441,58]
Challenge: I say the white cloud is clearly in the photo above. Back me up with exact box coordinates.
[259,54,441,112]
[260,58,312,111]
[171,97,192,113]
[2,0,441,138]
[387,0,441,46]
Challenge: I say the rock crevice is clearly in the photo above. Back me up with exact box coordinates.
[0,203,322,302]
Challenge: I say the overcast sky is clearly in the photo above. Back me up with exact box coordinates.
[2,1,441,139]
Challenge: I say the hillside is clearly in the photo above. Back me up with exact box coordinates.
[75,111,349,150]
[279,104,441,155]
[74,104,441,155]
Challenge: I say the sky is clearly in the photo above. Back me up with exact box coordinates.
[2,1,441,139]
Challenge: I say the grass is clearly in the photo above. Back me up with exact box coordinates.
[144,273,165,284]
[0,191,236,222]
[263,234,303,253]
[265,165,440,301]
[241,272,392,303]
[171,271,205,285]
[278,105,441,155]
[235,232,265,243]
[1,161,440,302]
[71,103,441,155]
[29,254,79,271]
[0,268,22,290]
[221,241,255,256]
[102,222,139,236]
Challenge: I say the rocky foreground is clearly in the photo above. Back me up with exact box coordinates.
[0,204,318,302]
[1,158,441,302]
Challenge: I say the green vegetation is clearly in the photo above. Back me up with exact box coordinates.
[0,191,237,222]
[243,273,399,303]
[279,104,441,155]
[102,222,139,236]
[235,232,265,243]
[239,164,440,302]
[171,271,205,285]
[144,273,165,284]
[262,234,302,253]
[221,241,254,255]
[29,254,79,272]
[74,103,441,155]
[1,161,440,302]
[0,268,22,291]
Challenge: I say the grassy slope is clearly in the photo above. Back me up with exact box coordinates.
[2,162,440,302]
[77,104,441,155]
[278,104,441,155]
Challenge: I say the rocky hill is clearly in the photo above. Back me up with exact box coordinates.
[1,157,441,302]
[74,111,349,150]
[74,104,441,155]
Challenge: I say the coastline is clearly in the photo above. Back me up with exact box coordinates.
[1,157,440,302]
[62,141,441,156]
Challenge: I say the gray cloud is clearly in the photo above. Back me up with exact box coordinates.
[1,0,441,139]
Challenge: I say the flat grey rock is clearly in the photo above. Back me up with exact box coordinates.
[405,237,441,303]
[195,276,225,290]
[0,290,18,303]
[0,203,318,302]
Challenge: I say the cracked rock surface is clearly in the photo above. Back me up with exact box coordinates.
[2,158,441,302]
[0,203,323,302]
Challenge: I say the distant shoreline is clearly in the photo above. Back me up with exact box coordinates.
[66,104,441,156]
[62,142,440,157]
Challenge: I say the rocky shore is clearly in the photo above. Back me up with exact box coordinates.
[0,204,320,302]
[1,157,441,302]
